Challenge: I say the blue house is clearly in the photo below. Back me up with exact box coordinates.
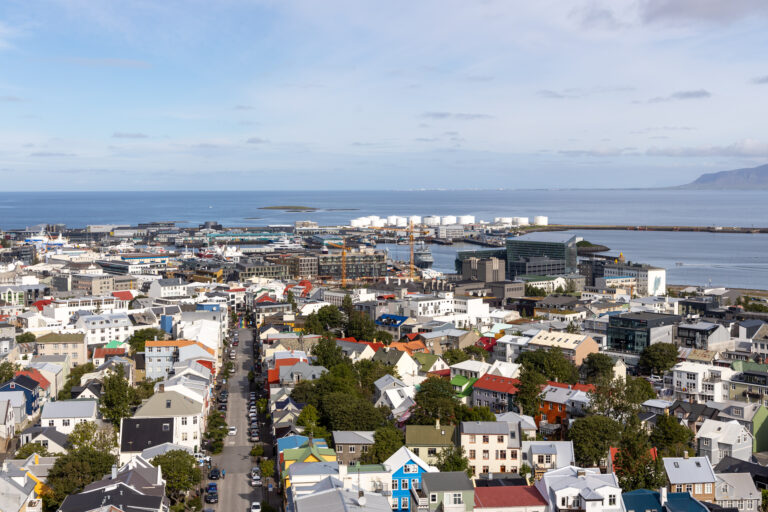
[0,374,41,416]
[384,446,436,512]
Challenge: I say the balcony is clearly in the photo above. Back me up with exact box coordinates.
[410,487,429,512]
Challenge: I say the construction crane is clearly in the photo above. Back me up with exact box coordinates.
[325,241,348,287]
[365,220,430,280]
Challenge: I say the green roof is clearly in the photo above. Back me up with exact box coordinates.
[347,463,388,473]
[519,275,557,282]
[36,332,85,344]
[105,340,127,348]
[405,424,456,446]
[451,376,478,397]
[412,353,439,372]
[451,375,470,387]
[732,361,768,373]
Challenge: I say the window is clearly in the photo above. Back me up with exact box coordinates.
[482,435,489,443]
[337,445,343,453]
[482,466,489,474]
[609,495,616,506]
[685,484,692,493]
[62,419,70,427]
[362,445,369,453]
[694,484,702,494]
[538,455,544,463]
[401,479,409,490]
[404,464,418,473]
[430,494,437,503]
[675,485,682,492]
[412,478,419,490]
[561,497,567,507]
[500,465,506,473]
[428,448,437,457]
[704,483,712,494]
[482,450,489,460]
[349,446,356,453]
[401,497,408,509]
[469,450,476,459]
[392,479,399,491]
[48,420,54,427]
[702,438,710,446]
[412,448,420,456]
[181,417,188,425]
[497,435,504,443]
[452,493,463,505]
[545,455,552,464]
[391,499,398,510]
[469,435,476,443]
[162,423,170,432]
[182,432,188,441]
[510,450,517,459]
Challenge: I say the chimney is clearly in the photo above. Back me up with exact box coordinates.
[111,464,118,479]
[576,469,586,478]
[159,383,165,393]
[659,487,668,506]
[435,419,441,430]
[683,452,689,459]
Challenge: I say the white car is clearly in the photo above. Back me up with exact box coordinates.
[228,426,237,436]
[251,502,262,512]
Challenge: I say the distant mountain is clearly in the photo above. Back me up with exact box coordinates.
[680,163,768,189]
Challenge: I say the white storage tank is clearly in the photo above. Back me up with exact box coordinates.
[408,215,422,226]
[533,216,549,226]
[458,215,475,225]
[350,217,371,228]
[423,215,440,226]
[441,215,457,225]
[386,215,400,226]
[494,217,512,224]
[370,217,386,228]
[395,217,408,227]
[512,217,530,226]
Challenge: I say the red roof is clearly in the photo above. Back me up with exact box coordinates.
[357,341,385,352]
[476,337,497,350]
[16,369,51,390]
[404,333,421,341]
[473,374,519,394]
[112,291,133,301]
[227,288,246,293]
[548,381,595,392]
[429,368,451,378]
[609,446,658,468]
[93,347,127,360]
[256,294,276,303]
[474,486,547,509]
[32,299,53,311]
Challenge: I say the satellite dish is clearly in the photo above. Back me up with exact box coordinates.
[358,495,367,506]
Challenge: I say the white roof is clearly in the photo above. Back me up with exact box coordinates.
[41,399,98,419]
[663,456,716,484]
[383,446,436,474]
[451,360,491,373]
[697,419,751,443]
[529,330,590,350]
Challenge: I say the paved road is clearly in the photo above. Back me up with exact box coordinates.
[211,327,263,512]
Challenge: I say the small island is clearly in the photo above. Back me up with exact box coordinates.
[258,205,317,212]
[576,239,609,254]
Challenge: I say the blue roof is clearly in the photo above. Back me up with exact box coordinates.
[376,314,408,327]
[667,493,709,512]
[622,490,708,512]
[276,435,328,454]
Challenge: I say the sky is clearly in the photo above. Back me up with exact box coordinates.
[1,0,767,190]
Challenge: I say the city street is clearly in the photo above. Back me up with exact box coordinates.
[210,327,263,511]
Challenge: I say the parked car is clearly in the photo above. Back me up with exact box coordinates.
[205,492,218,504]
[251,474,262,487]
[251,466,260,478]
[207,483,218,493]
[251,502,262,512]
[218,404,227,412]
[228,426,237,436]
[208,468,221,480]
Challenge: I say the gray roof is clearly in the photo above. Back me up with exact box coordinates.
[715,472,758,501]
[294,487,391,512]
[41,399,98,419]
[496,411,537,431]
[23,426,70,448]
[332,431,375,445]
[663,457,716,484]
[288,461,339,477]
[0,390,26,408]
[279,361,327,381]
[422,471,473,492]
[373,374,406,391]
[141,442,192,460]
[522,441,575,468]
[461,421,508,435]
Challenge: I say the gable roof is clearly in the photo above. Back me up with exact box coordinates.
[475,486,547,509]
[4,374,40,391]
[383,446,434,473]
[405,424,456,446]
[422,471,473,492]
[473,374,519,394]
[134,391,202,417]
[332,431,375,445]
[36,332,86,344]
[663,456,716,484]
[15,369,50,390]
[41,399,98,419]
[120,417,174,452]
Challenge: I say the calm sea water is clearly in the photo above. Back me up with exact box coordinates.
[1,189,767,289]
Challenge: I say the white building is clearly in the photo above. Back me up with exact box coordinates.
[74,312,134,346]
[604,263,666,296]
[40,399,100,435]
[667,362,736,403]
[535,466,624,512]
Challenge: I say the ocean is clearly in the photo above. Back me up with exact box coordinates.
[1,189,767,289]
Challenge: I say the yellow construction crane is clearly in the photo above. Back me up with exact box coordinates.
[325,241,348,287]
[366,220,430,280]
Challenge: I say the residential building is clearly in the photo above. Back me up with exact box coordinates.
[405,421,456,465]
[147,277,188,298]
[676,322,732,351]
[133,391,204,453]
[536,383,594,433]
[668,362,735,403]
[668,401,721,434]
[474,486,548,512]
[714,472,760,512]
[144,339,215,380]
[460,421,521,475]
[663,456,716,502]
[119,417,175,464]
[412,471,474,512]
[706,400,768,452]
[534,466,623,512]
[373,349,422,387]
[525,331,599,366]
[607,312,680,354]
[331,430,375,465]
[471,374,519,413]
[0,375,40,416]
[622,490,708,512]
[40,399,99,435]
[383,446,437,512]
[696,419,752,466]
[521,441,576,480]
[35,332,88,366]
[74,312,134,346]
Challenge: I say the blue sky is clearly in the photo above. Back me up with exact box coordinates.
[1,0,767,190]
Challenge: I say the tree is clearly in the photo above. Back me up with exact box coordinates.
[152,450,201,500]
[442,348,469,366]
[15,442,52,459]
[650,415,694,457]
[519,463,532,481]
[311,333,347,369]
[362,425,404,463]
[317,305,344,331]
[44,447,117,510]
[435,445,471,475]
[638,343,678,376]
[614,420,667,492]
[569,416,622,467]
[15,332,35,344]
[455,404,496,422]
[128,328,166,353]
[287,290,298,312]
[517,347,579,384]
[205,411,229,454]
[373,330,393,344]
[0,360,17,385]
[464,345,490,362]
[68,421,118,453]
[58,362,95,400]
[297,404,329,440]
[346,311,377,341]
[351,359,398,398]
[409,377,457,424]
[321,392,388,431]
[260,459,275,479]
[565,322,580,334]
[100,365,132,428]
[341,294,354,318]
[587,376,655,424]
[515,368,547,416]
[130,378,158,406]
[582,353,615,383]
[524,284,547,297]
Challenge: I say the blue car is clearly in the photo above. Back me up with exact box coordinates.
[207,482,218,494]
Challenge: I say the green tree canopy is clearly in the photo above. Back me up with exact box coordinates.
[638,343,678,376]
[287,290,298,312]
[373,330,393,344]
[68,421,117,453]
[514,368,547,416]
[128,328,166,353]
[151,450,201,499]
[321,392,388,431]
[524,285,547,297]
[260,459,275,479]
[0,360,17,385]
[15,442,52,459]
[311,333,347,369]
[44,447,117,510]
[58,362,95,400]
[582,353,615,383]
[361,425,404,464]
[442,348,469,366]
[15,332,35,344]
[409,377,458,424]
[516,347,579,384]
[99,365,132,428]
[455,404,496,423]
[587,376,655,424]
[346,311,377,341]
[569,416,622,467]
[614,420,667,492]
[341,294,354,318]
[464,345,490,362]
[650,414,694,457]
[435,445,472,476]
